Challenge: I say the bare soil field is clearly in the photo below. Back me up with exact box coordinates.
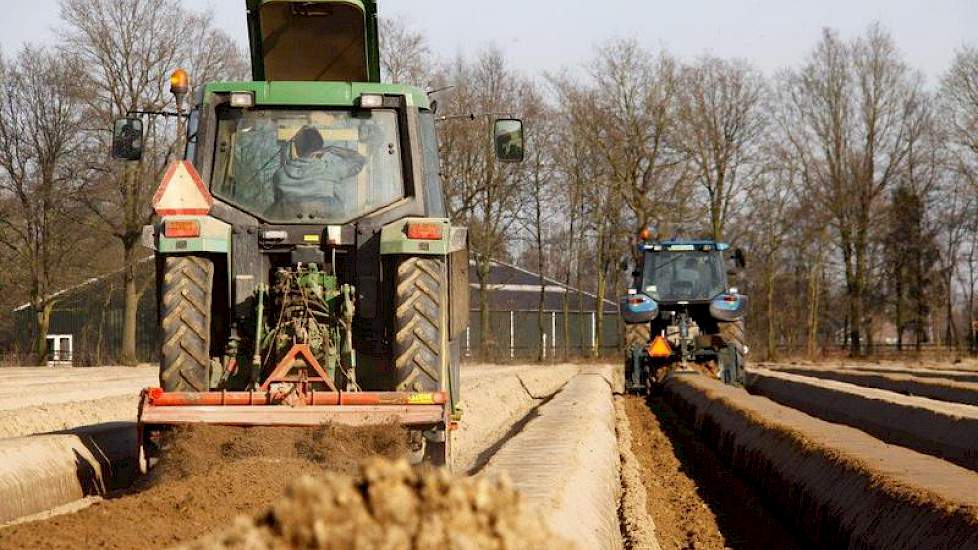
[0,366,156,438]
[768,364,978,404]
[0,424,408,549]
[182,458,574,550]
[766,358,978,377]
[0,363,601,548]
[748,368,978,470]
[622,395,802,550]
[0,366,157,409]
[665,375,978,549]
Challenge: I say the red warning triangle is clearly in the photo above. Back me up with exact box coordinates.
[648,336,672,358]
[152,160,213,216]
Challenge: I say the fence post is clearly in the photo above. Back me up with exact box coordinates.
[591,312,597,356]
[551,311,557,357]
[465,326,470,358]
[510,310,515,359]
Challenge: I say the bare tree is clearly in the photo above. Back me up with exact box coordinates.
[775,25,922,356]
[549,74,606,357]
[942,46,978,185]
[741,148,796,359]
[574,41,691,354]
[438,49,529,358]
[0,48,95,364]
[379,17,434,87]
[59,0,246,364]
[517,90,557,361]
[676,56,767,241]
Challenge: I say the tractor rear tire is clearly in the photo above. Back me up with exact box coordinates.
[624,323,651,350]
[160,256,214,392]
[394,257,452,468]
[718,320,747,385]
[718,320,747,355]
[394,257,447,393]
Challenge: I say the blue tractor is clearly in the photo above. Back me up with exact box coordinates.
[620,233,748,392]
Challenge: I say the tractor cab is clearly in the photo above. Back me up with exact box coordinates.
[638,241,731,305]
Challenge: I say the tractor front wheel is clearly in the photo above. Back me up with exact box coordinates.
[159,256,214,392]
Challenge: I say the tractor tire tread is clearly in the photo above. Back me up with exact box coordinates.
[159,256,213,392]
[394,257,445,393]
[624,323,651,350]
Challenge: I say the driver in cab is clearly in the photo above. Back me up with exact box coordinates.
[267,125,366,219]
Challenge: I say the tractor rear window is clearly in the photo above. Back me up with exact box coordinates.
[643,251,725,302]
[211,108,405,223]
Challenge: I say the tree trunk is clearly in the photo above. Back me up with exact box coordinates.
[479,280,491,360]
[595,268,605,358]
[562,291,570,360]
[120,242,139,365]
[946,273,958,351]
[33,302,53,366]
[895,272,904,352]
[806,258,822,357]
[766,266,776,360]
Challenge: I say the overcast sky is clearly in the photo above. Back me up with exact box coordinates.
[1,0,975,85]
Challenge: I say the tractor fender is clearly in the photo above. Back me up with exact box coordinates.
[153,215,233,315]
[709,293,749,322]
[379,217,466,256]
[155,215,232,254]
[620,292,659,324]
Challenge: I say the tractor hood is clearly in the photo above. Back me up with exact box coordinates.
[245,0,380,82]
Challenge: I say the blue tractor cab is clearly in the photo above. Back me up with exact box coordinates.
[620,235,748,392]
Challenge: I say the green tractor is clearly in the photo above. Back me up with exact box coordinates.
[619,232,748,393]
[114,0,523,468]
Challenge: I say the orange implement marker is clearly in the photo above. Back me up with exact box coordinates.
[648,336,672,358]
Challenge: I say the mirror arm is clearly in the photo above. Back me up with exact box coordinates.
[436,111,515,123]
[127,109,190,120]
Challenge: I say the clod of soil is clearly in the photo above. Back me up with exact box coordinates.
[0,423,408,550]
[185,458,575,550]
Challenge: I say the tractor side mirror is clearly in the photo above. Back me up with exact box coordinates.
[725,247,747,275]
[734,248,747,269]
[112,117,144,161]
[493,118,524,163]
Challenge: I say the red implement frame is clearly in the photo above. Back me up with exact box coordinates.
[137,344,450,429]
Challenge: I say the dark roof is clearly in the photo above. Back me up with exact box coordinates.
[468,259,617,313]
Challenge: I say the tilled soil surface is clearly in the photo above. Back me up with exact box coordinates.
[748,368,978,471]
[182,458,574,550]
[623,395,803,550]
[667,376,978,549]
[0,423,407,549]
[772,366,978,406]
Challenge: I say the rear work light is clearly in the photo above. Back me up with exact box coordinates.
[405,222,444,240]
[164,220,200,238]
[359,94,384,108]
[229,92,255,108]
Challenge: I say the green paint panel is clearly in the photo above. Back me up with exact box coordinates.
[202,81,429,110]
[380,218,451,255]
[159,237,230,254]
